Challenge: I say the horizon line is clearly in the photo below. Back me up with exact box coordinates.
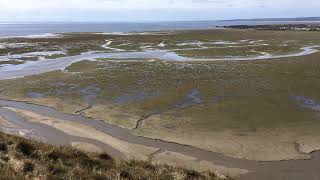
[0,16,319,24]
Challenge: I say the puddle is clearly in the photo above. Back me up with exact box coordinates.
[102,40,125,52]
[176,89,203,108]
[114,90,160,105]
[48,89,68,96]
[212,96,222,103]
[158,42,166,47]
[213,41,239,45]
[79,85,101,105]
[177,41,204,46]
[27,92,47,98]
[0,42,35,49]
[0,50,66,61]
[177,40,240,47]
[26,84,99,105]
[292,96,320,111]
[48,82,74,87]
[23,51,66,56]
[26,89,66,98]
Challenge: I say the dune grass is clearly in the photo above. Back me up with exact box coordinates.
[0,132,228,180]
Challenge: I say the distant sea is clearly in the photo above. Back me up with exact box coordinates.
[0,21,319,37]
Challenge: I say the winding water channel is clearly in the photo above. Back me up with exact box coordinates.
[0,45,320,179]
[0,45,319,80]
[0,99,319,180]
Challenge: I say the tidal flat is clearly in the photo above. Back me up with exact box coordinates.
[0,29,320,179]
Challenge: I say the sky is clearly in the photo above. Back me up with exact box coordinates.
[0,0,319,22]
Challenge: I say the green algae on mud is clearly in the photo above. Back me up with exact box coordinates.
[1,29,320,161]
[1,29,319,58]
[1,54,320,160]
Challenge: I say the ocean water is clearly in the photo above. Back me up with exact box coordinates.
[0,21,319,37]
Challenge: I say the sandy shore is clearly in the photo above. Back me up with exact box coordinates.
[0,104,249,178]
[1,99,320,179]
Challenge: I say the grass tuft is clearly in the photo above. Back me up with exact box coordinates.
[23,161,35,173]
[120,169,134,180]
[98,153,113,161]
[184,169,204,179]
[16,142,35,156]
[47,150,69,161]
[0,142,8,152]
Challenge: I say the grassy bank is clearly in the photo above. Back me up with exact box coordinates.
[0,132,228,180]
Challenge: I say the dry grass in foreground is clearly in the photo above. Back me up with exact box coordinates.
[0,132,231,180]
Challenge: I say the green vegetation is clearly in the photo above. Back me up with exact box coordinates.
[1,29,320,160]
[3,54,320,130]
[0,60,24,66]
[1,29,318,59]
[174,44,303,58]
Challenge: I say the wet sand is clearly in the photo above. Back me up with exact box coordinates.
[0,107,126,158]
[0,99,320,180]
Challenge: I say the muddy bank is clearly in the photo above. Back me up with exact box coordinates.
[0,99,320,180]
[0,107,126,158]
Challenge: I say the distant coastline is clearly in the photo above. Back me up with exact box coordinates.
[221,17,320,22]
[0,17,320,37]
[223,24,320,31]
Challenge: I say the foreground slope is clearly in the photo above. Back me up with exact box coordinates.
[0,132,228,180]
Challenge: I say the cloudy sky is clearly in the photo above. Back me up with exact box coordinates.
[0,0,319,22]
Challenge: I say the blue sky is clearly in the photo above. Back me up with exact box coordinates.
[0,0,319,22]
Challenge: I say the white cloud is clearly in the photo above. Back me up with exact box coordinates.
[0,0,319,21]
[0,0,318,11]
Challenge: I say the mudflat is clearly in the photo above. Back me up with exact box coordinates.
[1,29,320,179]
